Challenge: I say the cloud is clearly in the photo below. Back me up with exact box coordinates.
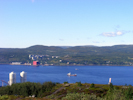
[101,30,130,37]
[101,25,130,37]
[93,41,100,43]
[102,32,116,37]
[59,39,64,41]
[116,31,123,35]
[101,31,127,37]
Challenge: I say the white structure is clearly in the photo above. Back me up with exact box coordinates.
[11,62,21,65]
[8,72,16,86]
[108,78,112,84]
[20,71,27,83]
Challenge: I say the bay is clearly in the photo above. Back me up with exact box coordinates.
[0,65,133,86]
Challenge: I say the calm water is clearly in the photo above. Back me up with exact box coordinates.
[0,65,133,86]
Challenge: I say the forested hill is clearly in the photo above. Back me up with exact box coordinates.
[0,45,133,66]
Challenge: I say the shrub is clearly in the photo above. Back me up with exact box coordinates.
[90,83,95,88]
[64,81,68,84]
[124,85,133,99]
[76,81,82,87]
[42,81,56,92]
[108,83,114,92]
[0,95,9,100]
[62,93,98,100]
[104,89,126,100]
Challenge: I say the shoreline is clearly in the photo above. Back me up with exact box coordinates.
[0,63,133,67]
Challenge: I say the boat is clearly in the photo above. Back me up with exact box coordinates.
[67,72,77,76]
[75,68,78,70]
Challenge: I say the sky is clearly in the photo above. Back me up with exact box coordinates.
[0,0,133,48]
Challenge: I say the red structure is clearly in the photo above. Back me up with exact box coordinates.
[33,61,40,66]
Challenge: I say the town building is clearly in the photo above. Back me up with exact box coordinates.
[33,61,40,66]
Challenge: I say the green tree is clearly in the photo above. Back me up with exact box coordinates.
[125,85,133,99]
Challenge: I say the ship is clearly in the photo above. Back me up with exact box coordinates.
[67,72,77,76]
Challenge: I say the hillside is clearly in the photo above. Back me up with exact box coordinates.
[0,82,133,100]
[0,45,133,66]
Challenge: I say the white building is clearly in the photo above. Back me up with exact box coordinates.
[8,72,16,86]
[11,62,21,65]
[20,71,27,83]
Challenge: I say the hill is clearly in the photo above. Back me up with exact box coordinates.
[0,82,132,100]
[0,45,133,66]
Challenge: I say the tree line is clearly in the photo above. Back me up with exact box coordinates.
[0,82,56,97]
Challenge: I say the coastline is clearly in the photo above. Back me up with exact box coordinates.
[0,63,132,67]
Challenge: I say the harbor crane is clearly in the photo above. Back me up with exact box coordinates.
[1,80,9,87]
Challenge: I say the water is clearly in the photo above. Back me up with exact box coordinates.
[0,65,133,86]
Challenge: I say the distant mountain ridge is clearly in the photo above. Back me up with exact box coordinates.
[0,44,133,56]
[58,45,95,49]
[0,44,133,53]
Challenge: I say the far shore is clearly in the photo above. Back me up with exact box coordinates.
[0,63,133,67]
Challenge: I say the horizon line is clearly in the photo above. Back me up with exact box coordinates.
[0,44,133,49]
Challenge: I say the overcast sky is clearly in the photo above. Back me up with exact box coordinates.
[0,0,133,48]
